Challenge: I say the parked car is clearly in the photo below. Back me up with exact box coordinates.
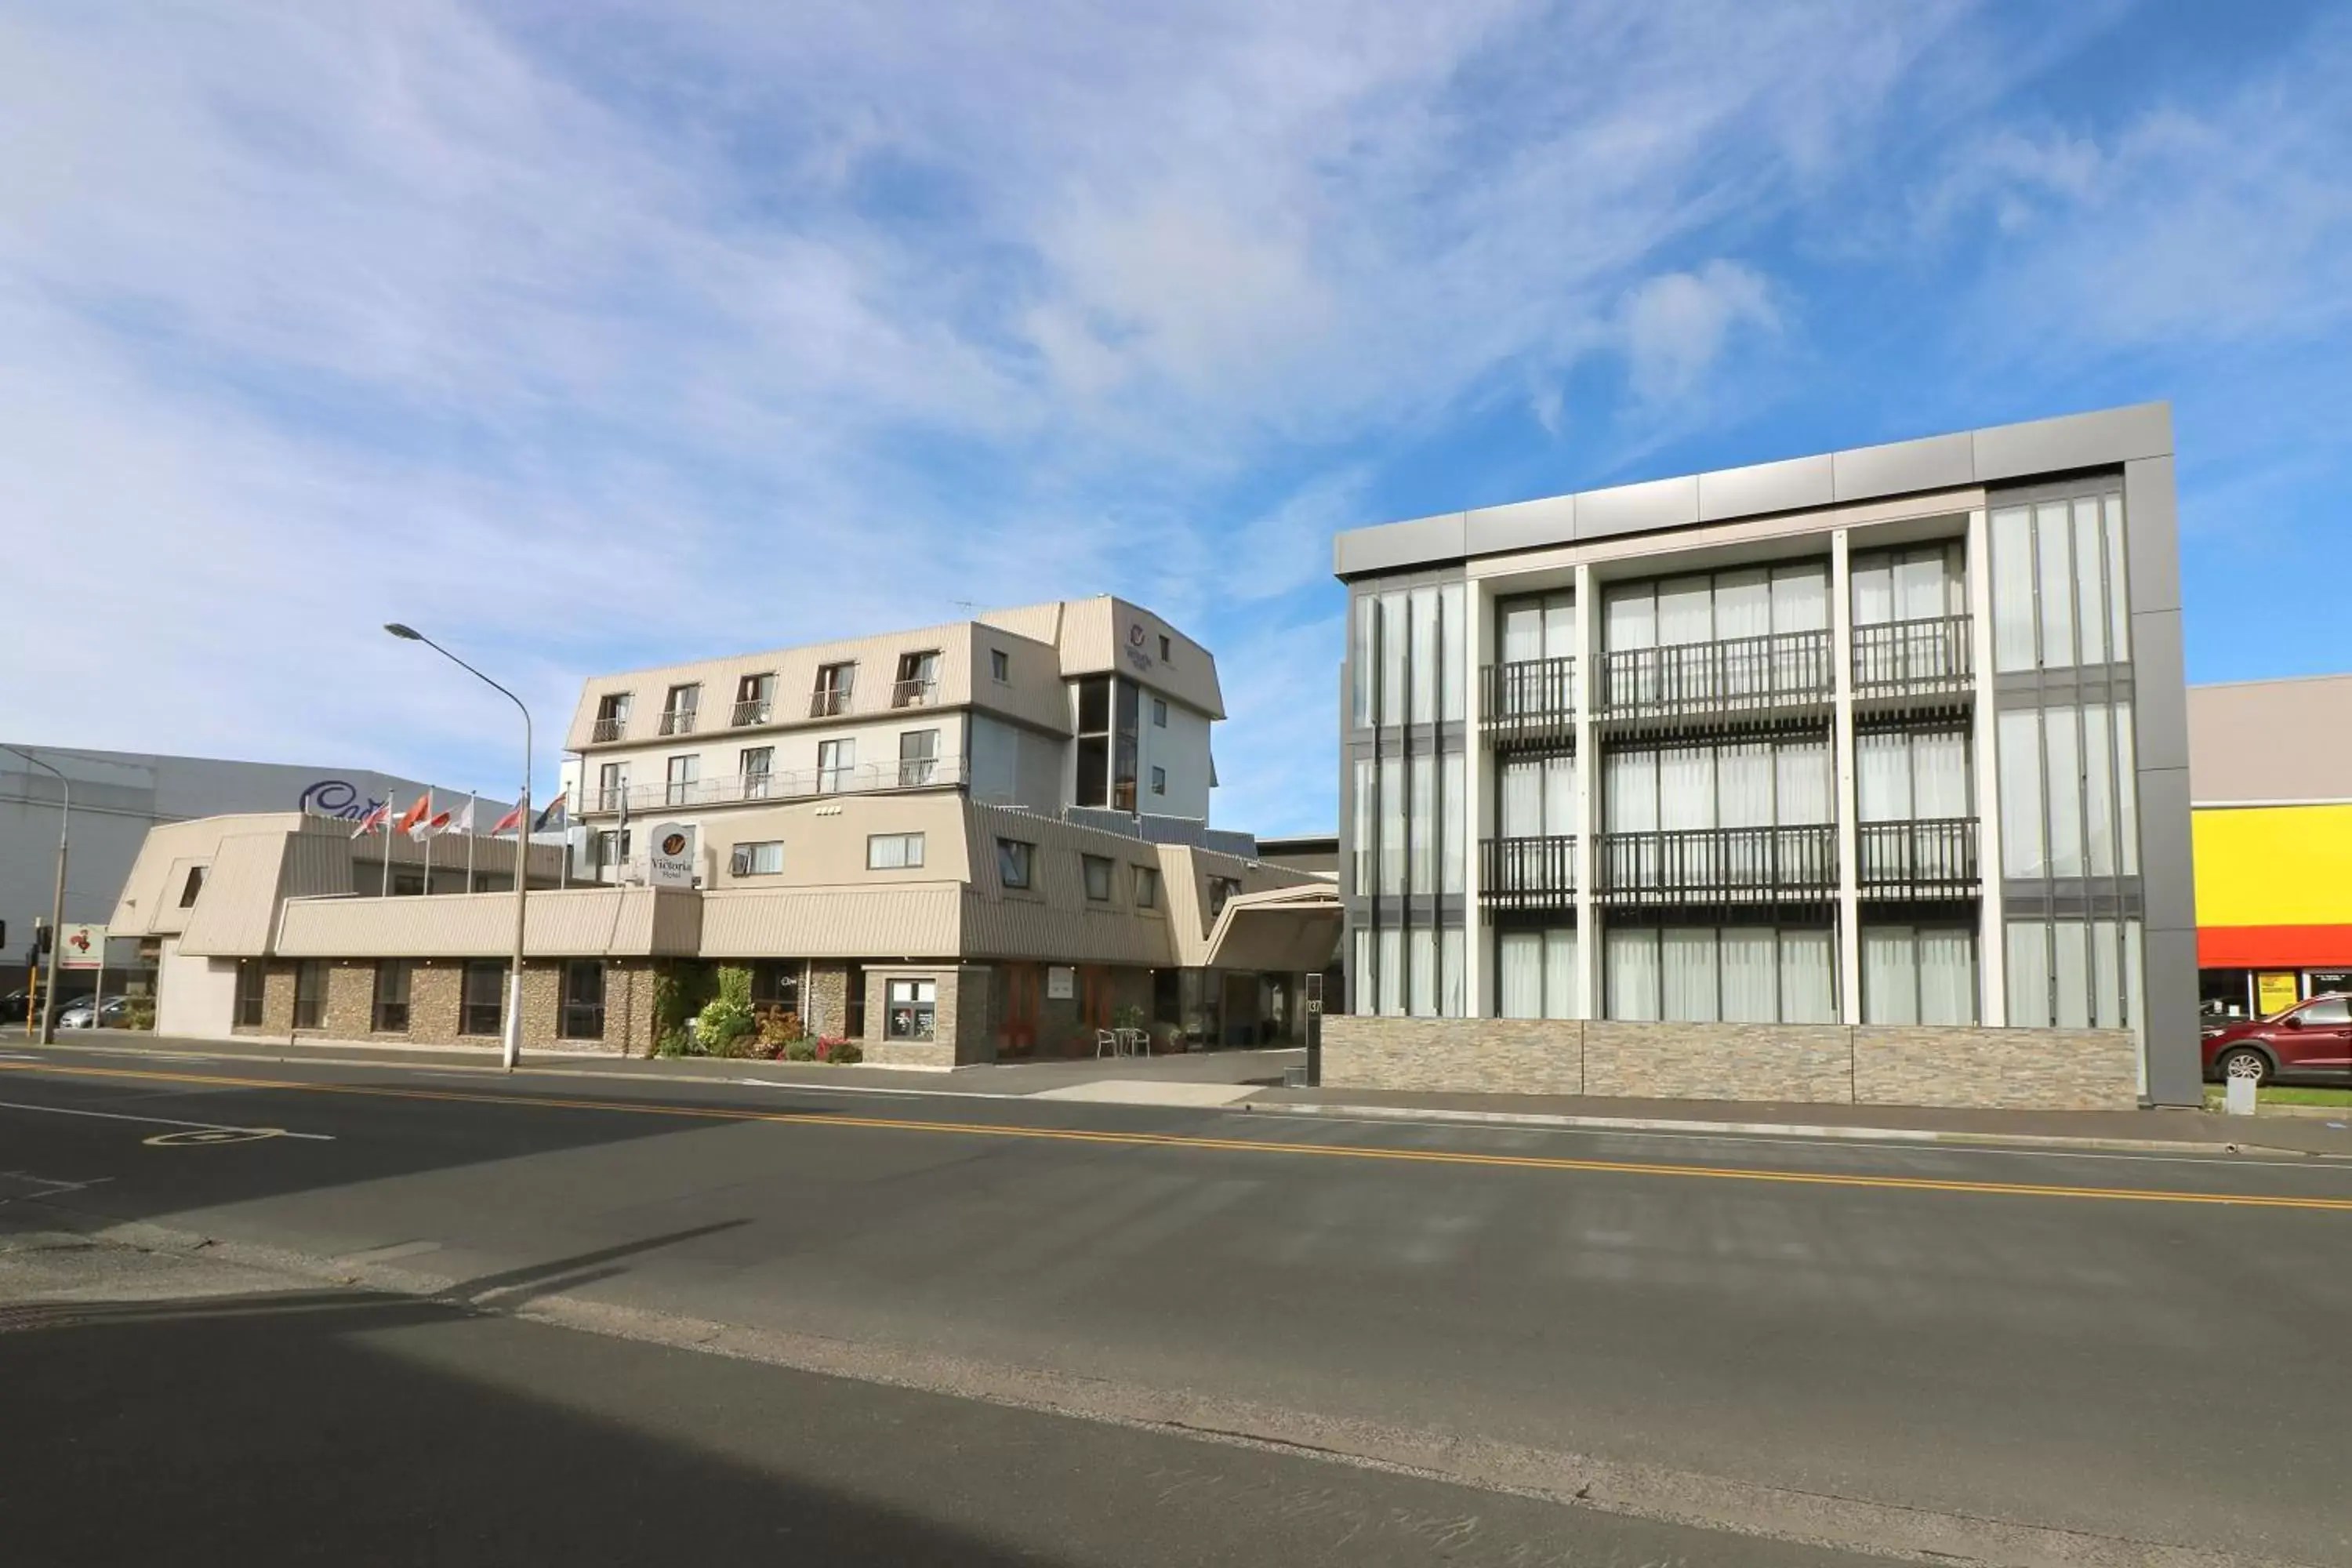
[2201,992,2352,1085]
[5,986,91,1021]
[56,995,133,1030]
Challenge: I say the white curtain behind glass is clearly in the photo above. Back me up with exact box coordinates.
[1863,926,1916,1025]
[2114,702,2139,873]
[1441,928,1465,1019]
[1852,557,1894,626]
[2092,919,2123,1030]
[1378,756,1406,895]
[1662,927,1718,1021]
[1377,927,1403,1016]
[1777,740,1832,824]
[1543,929,1578,1020]
[1607,750,1657,833]
[1997,710,2044,878]
[2043,710,2082,877]
[2052,918,2090,1027]
[1501,604,1542,665]
[1770,564,1828,631]
[1501,759,1541,839]
[1410,593,1439,724]
[1857,731,1909,822]
[2072,499,2107,666]
[2103,495,2131,655]
[1407,755,1436,894]
[2034,502,2075,669]
[1914,730,1970,818]
[1715,568,1771,644]
[1780,930,1837,1023]
[1605,585,1656,651]
[1543,597,1576,659]
[1657,577,1713,646]
[1543,754,1576,837]
[1919,928,1976,1024]
[1439,584,1466,723]
[1607,928,1660,1019]
[1658,747,1715,830]
[1720,930,1777,1022]
[1378,592,1406,724]
[1717,744,1774,828]
[1441,753,1465,895]
[2005,921,2049,1027]
[1500,931,1541,1018]
[1407,929,1436,1018]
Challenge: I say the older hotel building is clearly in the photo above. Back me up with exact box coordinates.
[1330,404,2198,1109]
[109,598,1337,1062]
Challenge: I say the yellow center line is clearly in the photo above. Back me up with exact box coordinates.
[6,1059,2349,1212]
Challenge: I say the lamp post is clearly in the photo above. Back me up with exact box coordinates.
[385,624,532,1072]
[3,746,69,1046]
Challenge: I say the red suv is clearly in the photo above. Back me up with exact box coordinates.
[2202,993,2352,1085]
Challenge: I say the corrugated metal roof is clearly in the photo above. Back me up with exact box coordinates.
[177,832,294,956]
[699,884,963,958]
[274,887,695,958]
[1203,884,1343,971]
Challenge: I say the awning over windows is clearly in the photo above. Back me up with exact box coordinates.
[1200,882,1342,973]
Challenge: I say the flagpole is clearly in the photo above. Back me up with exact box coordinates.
[466,792,477,889]
[379,800,391,898]
[422,788,434,895]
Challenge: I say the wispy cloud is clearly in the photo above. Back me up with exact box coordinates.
[8,2,2348,833]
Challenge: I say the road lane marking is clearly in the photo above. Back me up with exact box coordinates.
[2,1061,2347,1211]
[0,1096,332,1141]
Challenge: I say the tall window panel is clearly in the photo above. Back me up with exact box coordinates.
[1379,590,1407,725]
[1498,593,1576,663]
[1606,925,1835,1022]
[1500,753,1577,838]
[1441,752,1466,896]
[1356,583,1466,728]
[1352,760,1375,892]
[1853,543,1965,625]
[1377,756,1405,897]
[1351,597,1375,728]
[1408,928,1438,1019]
[1997,702,2140,882]
[1989,491,2129,673]
[1439,583,1466,723]
[1606,735,1832,829]
[1601,564,1828,651]
[1857,728,1971,822]
[1377,928,1403,1017]
[2006,919,2137,1031]
[1863,925,1978,1025]
[1407,754,1436,895]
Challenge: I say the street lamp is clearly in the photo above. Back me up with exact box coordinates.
[3,746,68,1046]
[385,623,532,1072]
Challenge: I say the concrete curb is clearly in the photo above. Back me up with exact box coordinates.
[1237,1098,2334,1159]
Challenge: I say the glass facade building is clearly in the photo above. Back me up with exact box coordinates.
[1334,405,2198,1104]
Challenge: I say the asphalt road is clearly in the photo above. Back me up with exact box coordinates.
[5,1040,2350,1566]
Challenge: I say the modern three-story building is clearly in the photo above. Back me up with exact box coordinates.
[1330,403,2195,1108]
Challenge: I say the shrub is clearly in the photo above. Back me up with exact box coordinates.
[696,996,758,1058]
[1112,1002,1146,1033]
[714,965,753,1008]
[122,996,157,1032]
[654,1026,691,1058]
[651,962,717,1057]
[782,1036,818,1062]
[756,1008,803,1054]
[826,1038,863,1065]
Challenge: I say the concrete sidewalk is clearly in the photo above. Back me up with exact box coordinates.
[1242,1083,2352,1156]
[2,1028,1301,1098]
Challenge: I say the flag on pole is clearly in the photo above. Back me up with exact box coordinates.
[408,808,453,841]
[448,797,477,837]
[489,802,524,838]
[394,793,433,837]
[349,801,390,839]
[532,793,568,834]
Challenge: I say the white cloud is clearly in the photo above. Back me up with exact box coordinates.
[1617,261,1780,403]
[2,0,2136,826]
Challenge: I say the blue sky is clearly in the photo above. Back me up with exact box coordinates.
[6,1,2349,836]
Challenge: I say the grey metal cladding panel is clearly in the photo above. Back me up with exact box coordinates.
[1573,474,1700,542]
[1464,492,1575,557]
[1831,432,1974,503]
[2134,766,2196,931]
[2122,456,2181,613]
[1333,512,1468,578]
[1697,454,1834,523]
[1973,403,2171,485]
[2140,924,2202,1105]
[2127,611,2190,771]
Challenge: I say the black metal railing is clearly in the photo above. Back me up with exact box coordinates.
[1853,615,1973,697]
[1596,825,1836,903]
[1857,817,1979,895]
[1599,629,1833,720]
[1482,657,1576,740]
[809,687,854,718]
[1481,836,1577,911]
[590,715,627,742]
[891,678,938,709]
[731,697,772,726]
[658,707,697,736]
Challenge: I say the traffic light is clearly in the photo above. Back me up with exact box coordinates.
[35,920,52,955]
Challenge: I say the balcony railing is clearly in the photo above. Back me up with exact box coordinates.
[590,716,628,742]
[658,708,697,736]
[1599,629,1833,722]
[809,687,854,718]
[1854,615,1973,699]
[891,678,939,709]
[1597,825,1837,904]
[1482,657,1576,742]
[1481,836,1577,911]
[1857,817,1980,896]
[579,757,967,815]
[731,697,773,727]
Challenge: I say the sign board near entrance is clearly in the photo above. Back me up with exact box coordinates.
[1047,965,1075,1000]
[59,923,108,970]
[2256,971,2299,1016]
[647,823,697,889]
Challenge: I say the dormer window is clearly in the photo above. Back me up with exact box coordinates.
[592,692,631,742]
[893,650,941,708]
[811,661,857,717]
[660,683,700,735]
[732,672,775,726]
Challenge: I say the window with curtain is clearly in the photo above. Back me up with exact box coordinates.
[1852,543,1965,626]
[1857,728,1971,821]
[1862,926,1978,1025]
[1352,760,1375,891]
[1499,927,1578,1019]
[1407,755,1436,895]
[1407,928,1438,1018]
[1350,597,1375,728]
[1377,928,1403,1016]
[1440,928,1466,1018]
[1441,752,1465,895]
[1439,583,1466,724]
[1989,492,2129,673]
[1498,591,1576,662]
[1352,928,1373,1016]
[1501,753,1577,838]
[1605,736,1832,830]
[1606,925,1835,1022]
[1378,757,1405,896]
[2009,917,2139,1032]
[1410,592,1439,724]
[1999,701,2138,883]
[1378,590,1407,725]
